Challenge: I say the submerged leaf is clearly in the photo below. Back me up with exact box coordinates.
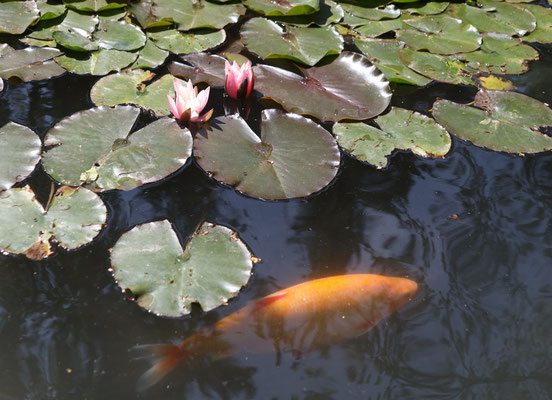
[110,220,255,317]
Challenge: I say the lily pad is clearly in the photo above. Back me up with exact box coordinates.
[399,48,476,85]
[403,2,449,15]
[90,70,174,115]
[432,94,552,154]
[522,4,552,44]
[64,0,126,12]
[457,34,538,75]
[354,38,432,86]
[152,0,246,31]
[241,17,343,66]
[127,39,169,70]
[194,110,340,200]
[55,49,137,75]
[94,20,147,51]
[25,9,99,41]
[148,29,226,55]
[128,0,172,29]
[254,51,392,121]
[110,220,255,317]
[398,15,482,55]
[168,53,227,87]
[244,0,319,16]
[333,107,451,168]
[42,106,192,191]
[269,0,344,27]
[341,3,400,21]
[352,18,403,37]
[0,1,40,34]
[0,186,106,260]
[0,47,66,82]
[0,122,41,191]
[37,0,67,20]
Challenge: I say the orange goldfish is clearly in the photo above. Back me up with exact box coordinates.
[137,274,417,389]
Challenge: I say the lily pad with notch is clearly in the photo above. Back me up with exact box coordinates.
[0,186,107,260]
[194,110,340,200]
[127,39,169,70]
[110,220,256,317]
[41,105,192,191]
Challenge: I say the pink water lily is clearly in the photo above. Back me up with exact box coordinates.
[224,60,254,99]
[167,78,213,123]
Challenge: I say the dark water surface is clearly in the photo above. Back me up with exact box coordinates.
[1,46,552,400]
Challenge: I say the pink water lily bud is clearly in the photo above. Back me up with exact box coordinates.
[224,60,254,99]
[167,78,213,123]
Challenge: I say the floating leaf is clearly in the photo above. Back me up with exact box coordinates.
[457,33,538,75]
[37,0,66,20]
[244,0,319,16]
[148,29,226,55]
[127,39,168,69]
[269,0,344,27]
[241,17,344,66]
[194,110,340,200]
[152,0,246,30]
[128,0,172,29]
[341,3,400,21]
[55,49,137,75]
[399,48,476,85]
[0,122,41,191]
[94,20,147,51]
[432,94,552,154]
[474,74,515,91]
[90,70,174,115]
[0,1,40,34]
[42,106,192,191]
[334,108,451,168]
[168,53,227,87]
[63,0,126,12]
[352,18,403,37]
[110,220,255,317]
[0,186,106,260]
[354,38,432,86]
[521,4,552,44]
[254,51,392,121]
[398,15,482,55]
[403,2,449,15]
[0,47,66,82]
[25,9,99,41]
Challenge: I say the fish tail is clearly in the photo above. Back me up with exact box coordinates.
[132,343,186,391]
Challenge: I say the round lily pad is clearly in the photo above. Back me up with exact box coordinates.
[0,47,66,82]
[42,106,192,191]
[333,108,451,168]
[0,122,41,192]
[243,0,319,16]
[522,4,552,44]
[127,39,168,69]
[55,49,137,76]
[90,70,175,116]
[269,0,344,27]
[241,17,344,66]
[432,96,552,154]
[110,220,255,317]
[0,186,106,260]
[0,1,40,34]
[148,29,226,55]
[194,110,340,200]
[63,0,126,12]
[168,53,227,87]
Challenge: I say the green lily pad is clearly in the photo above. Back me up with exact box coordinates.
[521,4,552,44]
[399,48,476,85]
[0,122,41,191]
[241,17,343,66]
[128,0,172,29]
[0,186,106,260]
[244,0,318,16]
[352,18,403,37]
[457,33,538,75]
[194,110,340,200]
[168,53,227,87]
[90,70,174,115]
[152,0,246,30]
[25,9,99,41]
[398,15,481,55]
[63,0,126,12]
[432,94,552,154]
[148,28,226,55]
[403,2,449,15]
[127,39,168,69]
[354,38,432,86]
[110,220,255,317]
[448,1,536,37]
[254,51,392,121]
[269,0,344,27]
[42,106,192,191]
[53,30,99,52]
[94,20,147,51]
[37,0,67,20]
[0,1,40,34]
[333,107,451,168]
[341,3,400,21]
[55,49,137,75]
[0,47,66,82]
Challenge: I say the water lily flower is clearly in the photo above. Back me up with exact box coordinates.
[167,78,213,123]
[224,60,254,99]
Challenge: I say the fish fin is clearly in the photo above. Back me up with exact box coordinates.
[132,344,184,391]
[250,291,287,314]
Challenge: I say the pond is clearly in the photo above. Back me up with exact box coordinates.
[1,1,552,399]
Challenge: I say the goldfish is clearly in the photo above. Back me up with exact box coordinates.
[136,274,417,389]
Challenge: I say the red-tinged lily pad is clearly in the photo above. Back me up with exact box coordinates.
[194,110,340,200]
[168,53,227,87]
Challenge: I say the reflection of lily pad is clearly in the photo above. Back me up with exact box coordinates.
[0,1,40,34]
[42,106,192,191]
[90,70,174,115]
[0,47,66,82]
[0,186,106,260]
[148,29,226,55]
[110,220,255,317]
[241,17,343,66]
[244,0,319,16]
[432,92,552,154]
[334,108,451,168]
[194,110,340,200]
[0,122,41,191]
[152,0,245,30]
